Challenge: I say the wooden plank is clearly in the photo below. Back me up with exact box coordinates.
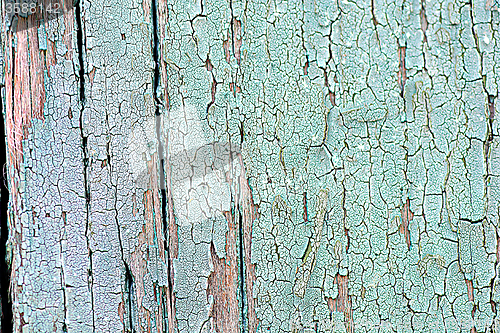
[1,0,499,332]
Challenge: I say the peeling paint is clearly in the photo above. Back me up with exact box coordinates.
[3,0,500,332]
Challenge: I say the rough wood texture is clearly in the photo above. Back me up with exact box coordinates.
[1,0,500,332]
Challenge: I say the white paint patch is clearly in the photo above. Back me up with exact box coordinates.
[127,103,241,226]
[168,103,240,227]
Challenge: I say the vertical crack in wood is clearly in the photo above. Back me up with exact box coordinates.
[152,0,178,331]
[59,213,68,333]
[398,45,407,98]
[400,198,413,250]
[294,190,328,298]
[228,1,242,66]
[105,104,136,332]
[205,55,218,116]
[238,210,246,333]
[466,279,478,332]
[490,232,500,328]
[238,155,259,333]
[370,0,378,27]
[487,94,497,331]
[75,1,95,331]
[419,0,428,75]
[419,0,428,44]
[124,264,136,333]
[468,0,488,100]
[302,192,308,224]
[485,94,495,210]
[229,0,235,61]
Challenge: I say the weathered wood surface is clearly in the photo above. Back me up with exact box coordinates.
[1,0,500,332]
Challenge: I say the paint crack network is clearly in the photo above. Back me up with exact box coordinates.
[1,0,499,332]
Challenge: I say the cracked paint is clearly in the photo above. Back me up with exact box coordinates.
[2,0,500,332]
